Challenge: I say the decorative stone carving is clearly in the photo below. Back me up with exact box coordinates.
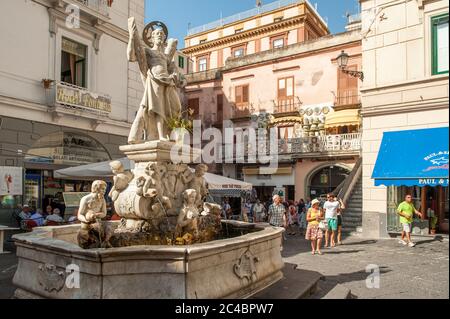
[233,250,259,282]
[175,189,200,238]
[38,264,65,292]
[109,161,134,202]
[187,164,209,209]
[77,181,113,249]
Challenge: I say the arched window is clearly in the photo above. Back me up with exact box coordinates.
[308,165,350,198]
[25,131,111,166]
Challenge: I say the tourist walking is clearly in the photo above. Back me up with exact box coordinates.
[297,199,307,235]
[287,202,298,235]
[397,194,423,247]
[305,199,324,255]
[252,199,266,222]
[323,193,340,248]
[268,195,287,239]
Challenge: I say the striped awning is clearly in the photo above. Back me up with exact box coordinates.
[269,116,302,127]
[325,109,361,129]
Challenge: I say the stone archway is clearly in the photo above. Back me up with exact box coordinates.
[25,131,112,166]
[305,163,351,199]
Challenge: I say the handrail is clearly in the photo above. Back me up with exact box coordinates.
[187,0,327,36]
[337,157,362,208]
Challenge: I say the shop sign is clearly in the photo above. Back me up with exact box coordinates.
[56,82,111,113]
[26,132,111,166]
[418,178,449,186]
[0,167,23,196]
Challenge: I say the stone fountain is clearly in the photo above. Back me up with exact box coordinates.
[12,18,284,299]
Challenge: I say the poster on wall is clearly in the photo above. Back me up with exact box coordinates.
[0,167,23,196]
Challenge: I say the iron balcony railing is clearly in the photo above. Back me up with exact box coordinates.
[187,0,327,36]
[278,133,362,154]
[274,99,302,114]
[335,90,361,107]
[75,0,110,16]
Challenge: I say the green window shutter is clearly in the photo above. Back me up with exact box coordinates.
[178,56,185,69]
[432,14,449,75]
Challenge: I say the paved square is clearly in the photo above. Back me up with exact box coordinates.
[282,234,449,299]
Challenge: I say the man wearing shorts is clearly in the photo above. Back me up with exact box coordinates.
[397,194,423,247]
[323,193,340,248]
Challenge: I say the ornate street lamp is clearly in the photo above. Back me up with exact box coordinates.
[336,50,364,81]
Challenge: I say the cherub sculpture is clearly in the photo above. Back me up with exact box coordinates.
[175,189,200,238]
[108,160,134,202]
[187,164,209,209]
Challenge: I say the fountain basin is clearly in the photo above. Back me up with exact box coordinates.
[12,221,284,299]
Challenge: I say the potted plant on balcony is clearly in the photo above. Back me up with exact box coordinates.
[166,108,194,145]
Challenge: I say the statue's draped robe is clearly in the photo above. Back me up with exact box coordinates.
[127,23,182,142]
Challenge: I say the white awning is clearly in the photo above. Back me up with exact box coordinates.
[54,158,252,194]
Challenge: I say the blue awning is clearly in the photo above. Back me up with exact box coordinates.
[372,127,449,187]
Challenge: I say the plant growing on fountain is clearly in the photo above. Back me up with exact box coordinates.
[166,108,194,143]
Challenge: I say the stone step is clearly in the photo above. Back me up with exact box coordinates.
[322,284,352,299]
[251,263,322,299]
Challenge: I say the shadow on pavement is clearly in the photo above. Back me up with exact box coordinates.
[315,266,392,298]
[322,249,364,255]
[414,236,445,247]
[337,240,378,246]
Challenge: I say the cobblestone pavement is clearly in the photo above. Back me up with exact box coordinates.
[282,233,449,299]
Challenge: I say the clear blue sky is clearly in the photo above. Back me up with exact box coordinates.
[145,0,360,48]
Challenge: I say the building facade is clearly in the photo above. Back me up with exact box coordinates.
[0,0,145,222]
[183,0,329,73]
[183,0,363,233]
[360,0,449,237]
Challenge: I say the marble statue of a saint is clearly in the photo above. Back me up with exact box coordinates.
[127,17,185,143]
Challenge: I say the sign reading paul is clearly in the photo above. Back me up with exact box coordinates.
[372,127,449,187]
[56,82,111,114]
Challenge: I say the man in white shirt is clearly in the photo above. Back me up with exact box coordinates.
[222,199,231,219]
[323,193,340,248]
[45,208,64,224]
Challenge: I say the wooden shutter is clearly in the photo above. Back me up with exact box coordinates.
[188,98,199,118]
[217,94,223,122]
[242,85,249,103]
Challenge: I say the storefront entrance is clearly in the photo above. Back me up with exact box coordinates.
[308,165,350,199]
[387,186,449,234]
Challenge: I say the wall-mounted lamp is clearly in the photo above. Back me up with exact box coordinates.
[336,50,364,82]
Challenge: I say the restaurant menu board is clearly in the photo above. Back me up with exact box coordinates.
[0,167,23,196]
[62,192,90,207]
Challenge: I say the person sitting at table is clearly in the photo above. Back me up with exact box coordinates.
[45,208,64,225]
[68,209,79,224]
[30,209,45,227]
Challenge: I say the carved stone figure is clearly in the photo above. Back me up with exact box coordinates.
[108,161,134,202]
[127,17,185,143]
[187,164,209,209]
[77,181,112,249]
[176,189,200,238]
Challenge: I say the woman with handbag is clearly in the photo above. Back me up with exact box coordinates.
[305,199,325,255]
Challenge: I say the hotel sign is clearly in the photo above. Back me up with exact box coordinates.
[56,83,111,113]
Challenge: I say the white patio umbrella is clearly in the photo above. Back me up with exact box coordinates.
[54,158,252,197]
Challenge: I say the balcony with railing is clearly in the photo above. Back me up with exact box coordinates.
[334,90,361,109]
[232,103,252,119]
[278,133,362,155]
[187,0,327,36]
[274,99,301,114]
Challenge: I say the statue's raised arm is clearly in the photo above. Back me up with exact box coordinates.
[127,17,148,81]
